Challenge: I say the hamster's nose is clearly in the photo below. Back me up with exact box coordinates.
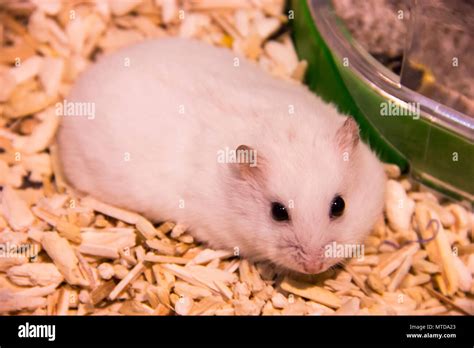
[302,262,323,274]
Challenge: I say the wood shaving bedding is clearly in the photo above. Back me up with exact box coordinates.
[0,0,472,316]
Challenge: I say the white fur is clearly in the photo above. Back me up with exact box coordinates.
[57,38,386,273]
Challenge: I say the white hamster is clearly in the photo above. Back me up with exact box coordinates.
[57,38,386,274]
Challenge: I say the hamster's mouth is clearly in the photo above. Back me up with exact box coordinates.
[280,263,333,277]
[276,240,344,275]
[301,262,326,274]
[292,258,344,275]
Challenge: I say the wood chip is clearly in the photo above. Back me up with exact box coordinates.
[291,60,308,82]
[80,196,141,225]
[174,281,213,300]
[280,277,341,309]
[187,248,234,265]
[413,259,441,274]
[385,180,415,232]
[41,232,87,286]
[146,238,175,255]
[452,255,472,292]
[0,283,58,313]
[174,296,194,315]
[344,264,370,295]
[135,216,157,240]
[110,0,142,16]
[382,163,401,179]
[232,297,264,315]
[425,286,472,315]
[7,263,63,287]
[79,244,119,259]
[190,296,225,315]
[30,0,61,15]
[401,274,431,288]
[144,253,189,264]
[13,107,59,153]
[39,57,64,96]
[161,0,178,24]
[0,71,17,102]
[367,273,385,294]
[9,55,43,84]
[1,186,35,230]
[416,204,459,295]
[239,259,265,292]
[90,280,116,306]
[264,40,298,76]
[187,0,252,11]
[387,254,413,292]
[335,297,360,315]
[109,261,145,300]
[56,287,70,315]
[457,244,474,256]
[373,243,419,278]
[119,300,154,315]
[33,206,82,243]
[255,17,280,41]
[270,292,287,309]
[79,228,135,257]
[0,289,47,314]
[453,298,474,316]
[97,263,114,280]
[213,280,233,300]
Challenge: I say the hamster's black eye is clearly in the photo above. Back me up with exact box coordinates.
[330,195,345,219]
[271,202,289,222]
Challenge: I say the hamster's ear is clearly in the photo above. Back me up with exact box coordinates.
[335,117,359,152]
[231,144,265,184]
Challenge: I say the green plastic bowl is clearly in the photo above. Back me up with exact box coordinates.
[289,0,473,206]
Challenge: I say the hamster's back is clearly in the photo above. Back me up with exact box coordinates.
[57,38,335,221]
[57,39,287,217]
